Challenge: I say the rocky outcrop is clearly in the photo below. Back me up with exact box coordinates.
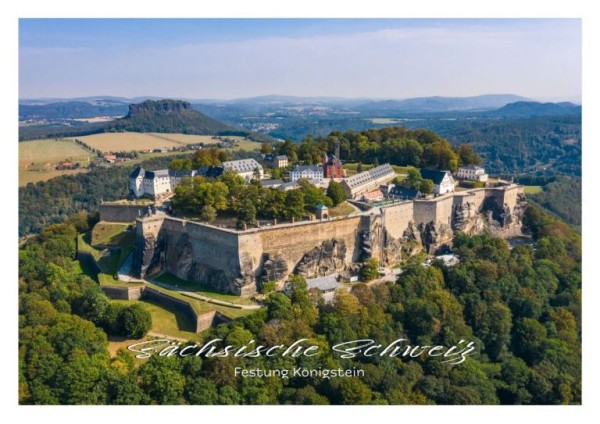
[134,227,257,296]
[128,99,193,116]
[419,221,453,254]
[132,232,158,278]
[452,201,487,236]
[452,201,475,232]
[402,222,424,256]
[260,253,289,283]
[513,192,528,224]
[382,231,404,265]
[294,239,347,278]
[358,230,373,261]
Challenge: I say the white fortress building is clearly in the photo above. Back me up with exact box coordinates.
[420,169,455,195]
[290,165,324,182]
[130,158,264,198]
[129,167,198,198]
[455,165,489,182]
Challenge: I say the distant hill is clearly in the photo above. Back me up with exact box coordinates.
[19,99,273,142]
[19,101,129,120]
[356,94,530,113]
[105,99,242,134]
[484,101,581,117]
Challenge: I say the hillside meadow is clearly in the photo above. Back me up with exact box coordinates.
[19,139,94,185]
[66,132,252,153]
[18,133,261,186]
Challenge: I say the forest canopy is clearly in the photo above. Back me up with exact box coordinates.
[19,205,581,405]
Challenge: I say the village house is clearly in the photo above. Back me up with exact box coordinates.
[455,165,489,182]
[420,169,455,195]
[54,161,80,170]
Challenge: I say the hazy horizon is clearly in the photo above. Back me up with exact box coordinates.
[19,19,581,101]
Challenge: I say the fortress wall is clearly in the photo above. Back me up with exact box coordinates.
[101,285,143,301]
[434,195,455,227]
[137,215,164,240]
[131,185,525,295]
[414,194,454,227]
[160,218,241,277]
[500,184,524,209]
[453,189,488,211]
[245,216,364,273]
[382,201,414,239]
[413,200,437,226]
[237,231,264,278]
[100,204,147,223]
[484,184,524,215]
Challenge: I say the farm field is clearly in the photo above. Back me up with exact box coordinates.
[19,133,261,185]
[19,139,94,185]
[66,132,257,153]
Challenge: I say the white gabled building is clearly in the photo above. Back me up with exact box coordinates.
[290,165,324,182]
[420,169,455,195]
[222,159,264,181]
[130,166,146,197]
[455,165,488,182]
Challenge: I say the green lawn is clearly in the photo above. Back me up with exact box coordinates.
[524,185,543,194]
[329,202,356,217]
[78,228,140,288]
[153,272,256,306]
[91,222,130,245]
[77,233,102,260]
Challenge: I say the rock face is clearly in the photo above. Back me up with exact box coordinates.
[132,232,158,278]
[128,99,193,116]
[419,221,454,254]
[260,253,289,283]
[294,239,347,278]
[452,201,486,236]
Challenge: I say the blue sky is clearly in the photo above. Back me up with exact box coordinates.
[19,19,581,100]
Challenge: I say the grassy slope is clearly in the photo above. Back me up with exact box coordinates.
[19,139,94,185]
[153,273,256,306]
